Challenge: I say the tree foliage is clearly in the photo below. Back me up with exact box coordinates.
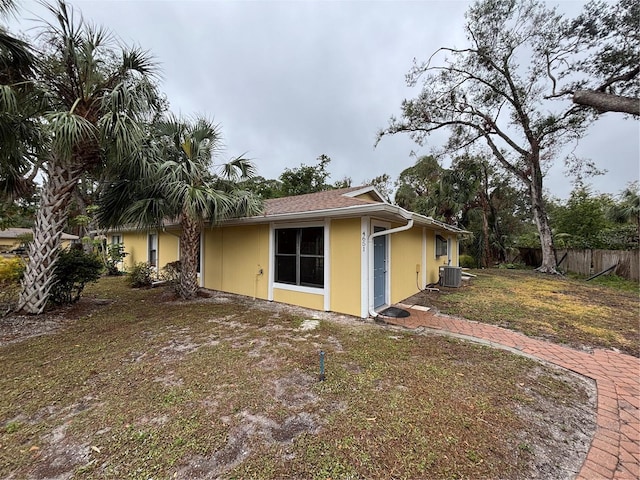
[378,0,595,273]
[607,182,640,230]
[549,0,639,115]
[241,154,349,199]
[98,114,262,299]
[395,154,528,267]
[2,0,163,313]
[363,173,393,202]
[278,154,333,197]
[547,184,639,250]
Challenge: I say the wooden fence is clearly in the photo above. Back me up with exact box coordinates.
[517,248,639,281]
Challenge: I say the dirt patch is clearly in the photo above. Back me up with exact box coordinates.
[178,423,252,479]
[513,365,597,479]
[0,298,107,347]
[178,411,319,479]
[273,370,318,408]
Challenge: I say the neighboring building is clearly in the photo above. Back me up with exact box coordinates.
[114,186,466,318]
[0,227,79,254]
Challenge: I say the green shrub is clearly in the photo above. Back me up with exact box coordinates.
[103,242,127,276]
[498,262,527,269]
[0,257,25,283]
[49,247,103,305]
[459,254,477,268]
[0,257,25,313]
[128,262,154,288]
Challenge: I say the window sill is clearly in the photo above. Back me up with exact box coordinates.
[273,282,325,295]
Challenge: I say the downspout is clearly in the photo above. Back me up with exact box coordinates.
[368,215,414,318]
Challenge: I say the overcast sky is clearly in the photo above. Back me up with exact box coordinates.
[6,0,639,200]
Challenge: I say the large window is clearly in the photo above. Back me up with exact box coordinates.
[275,227,324,288]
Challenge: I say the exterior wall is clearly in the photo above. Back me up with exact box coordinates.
[0,237,20,252]
[120,230,180,272]
[158,231,180,270]
[118,218,461,318]
[424,230,438,285]
[203,228,223,289]
[121,231,148,270]
[329,218,362,317]
[389,226,424,304]
[273,288,324,311]
[425,229,460,285]
[353,192,379,203]
[202,224,269,299]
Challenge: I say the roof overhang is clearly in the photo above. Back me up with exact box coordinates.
[220,202,468,234]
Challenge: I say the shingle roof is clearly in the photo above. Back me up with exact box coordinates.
[264,186,380,215]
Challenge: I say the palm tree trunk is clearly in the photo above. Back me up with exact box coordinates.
[177,215,201,299]
[18,162,79,314]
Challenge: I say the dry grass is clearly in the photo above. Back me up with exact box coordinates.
[409,269,639,357]
[0,277,595,479]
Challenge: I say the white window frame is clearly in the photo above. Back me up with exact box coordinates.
[435,234,448,258]
[270,221,328,297]
[148,232,158,268]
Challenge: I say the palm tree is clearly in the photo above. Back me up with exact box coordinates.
[13,1,161,313]
[98,114,262,299]
[607,183,640,237]
[0,1,42,212]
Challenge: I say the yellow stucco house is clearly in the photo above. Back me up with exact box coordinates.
[0,227,79,254]
[113,186,465,318]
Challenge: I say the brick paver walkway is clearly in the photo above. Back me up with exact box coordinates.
[383,305,640,480]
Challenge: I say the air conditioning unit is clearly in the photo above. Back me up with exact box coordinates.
[440,266,462,288]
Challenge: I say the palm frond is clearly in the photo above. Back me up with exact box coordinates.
[0,0,18,18]
[0,29,36,80]
[0,84,17,112]
[220,156,256,182]
[45,110,97,161]
[121,47,159,78]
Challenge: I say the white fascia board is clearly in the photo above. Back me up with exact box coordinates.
[225,203,419,226]
[220,202,468,234]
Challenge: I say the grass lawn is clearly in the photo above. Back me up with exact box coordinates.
[0,276,594,479]
[408,268,640,357]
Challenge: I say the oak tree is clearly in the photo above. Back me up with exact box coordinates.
[378,0,592,272]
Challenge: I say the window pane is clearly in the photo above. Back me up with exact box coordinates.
[436,235,447,257]
[300,227,323,255]
[275,255,296,284]
[276,229,297,254]
[300,257,324,287]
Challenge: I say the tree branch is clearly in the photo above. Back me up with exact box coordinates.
[595,66,640,92]
[573,90,640,116]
